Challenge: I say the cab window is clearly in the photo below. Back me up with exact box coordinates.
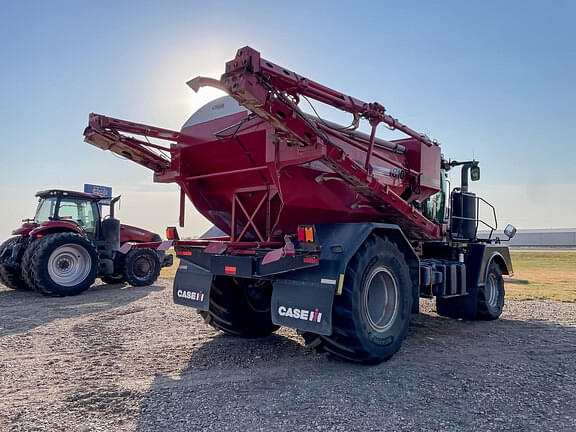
[422,170,447,224]
[35,197,58,223]
[57,199,99,238]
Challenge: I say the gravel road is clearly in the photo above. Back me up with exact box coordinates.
[1,280,575,431]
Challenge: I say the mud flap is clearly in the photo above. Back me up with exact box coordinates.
[173,262,212,311]
[271,279,334,336]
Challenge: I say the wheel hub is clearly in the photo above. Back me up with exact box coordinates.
[363,267,399,332]
[485,273,499,308]
[47,244,91,287]
[134,256,152,278]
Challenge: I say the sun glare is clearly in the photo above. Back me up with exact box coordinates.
[187,86,228,114]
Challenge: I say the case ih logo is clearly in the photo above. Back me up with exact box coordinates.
[278,306,322,323]
[177,290,204,302]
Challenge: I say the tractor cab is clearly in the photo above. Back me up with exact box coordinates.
[34,190,102,240]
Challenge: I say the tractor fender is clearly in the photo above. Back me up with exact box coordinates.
[478,247,513,286]
[29,221,85,237]
[11,223,37,236]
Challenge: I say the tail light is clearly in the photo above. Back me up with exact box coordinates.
[297,225,315,243]
[166,226,180,240]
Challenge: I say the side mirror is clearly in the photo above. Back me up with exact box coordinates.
[470,166,480,181]
[504,224,517,239]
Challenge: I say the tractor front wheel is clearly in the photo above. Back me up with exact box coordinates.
[0,237,31,291]
[29,233,98,296]
[122,248,161,287]
[477,261,505,320]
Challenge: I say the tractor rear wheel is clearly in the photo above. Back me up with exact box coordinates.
[21,239,40,291]
[29,233,98,296]
[199,276,279,337]
[122,248,160,287]
[301,235,413,364]
[0,237,31,291]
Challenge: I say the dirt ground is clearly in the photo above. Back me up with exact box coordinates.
[1,280,575,432]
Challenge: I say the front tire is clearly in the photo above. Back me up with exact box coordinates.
[302,235,413,364]
[123,248,160,287]
[199,276,279,337]
[29,233,98,296]
[477,261,505,320]
[0,237,31,291]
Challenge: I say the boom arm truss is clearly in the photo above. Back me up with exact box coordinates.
[193,47,442,240]
[84,113,178,172]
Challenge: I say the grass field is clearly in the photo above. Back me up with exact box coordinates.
[506,252,576,302]
[160,251,576,302]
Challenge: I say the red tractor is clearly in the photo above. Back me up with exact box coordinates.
[0,189,173,296]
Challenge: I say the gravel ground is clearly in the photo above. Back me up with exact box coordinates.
[0,280,575,431]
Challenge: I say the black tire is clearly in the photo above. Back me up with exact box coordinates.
[21,238,38,291]
[199,276,279,337]
[101,273,127,285]
[436,260,505,321]
[123,248,160,287]
[0,237,31,291]
[302,235,413,364]
[29,233,98,296]
[477,261,505,320]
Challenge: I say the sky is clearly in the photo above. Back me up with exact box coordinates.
[1,0,575,239]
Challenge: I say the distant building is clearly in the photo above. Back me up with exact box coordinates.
[479,228,576,246]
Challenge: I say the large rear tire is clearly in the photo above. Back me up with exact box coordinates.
[29,233,98,296]
[21,239,39,291]
[199,276,279,337]
[302,235,413,364]
[0,237,31,291]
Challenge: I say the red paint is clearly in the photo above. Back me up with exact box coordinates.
[12,223,37,236]
[119,224,158,243]
[84,46,445,244]
[30,221,84,237]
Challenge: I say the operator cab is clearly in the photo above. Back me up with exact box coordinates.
[34,190,101,240]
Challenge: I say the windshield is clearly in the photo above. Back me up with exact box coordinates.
[421,170,447,224]
[34,197,58,223]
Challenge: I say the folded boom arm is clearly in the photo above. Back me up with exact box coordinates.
[83,113,178,172]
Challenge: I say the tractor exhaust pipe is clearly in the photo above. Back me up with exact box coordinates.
[110,195,121,219]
